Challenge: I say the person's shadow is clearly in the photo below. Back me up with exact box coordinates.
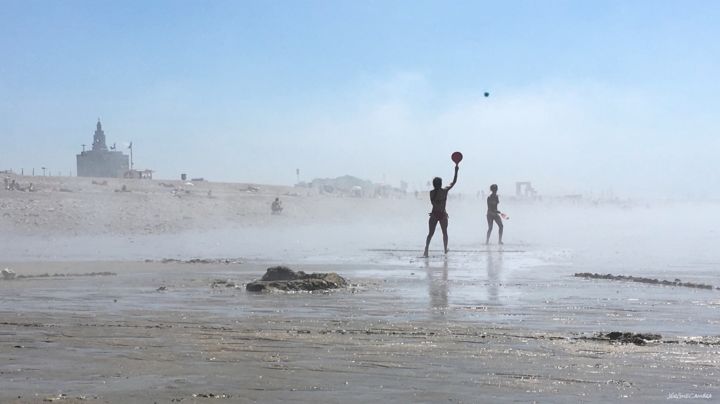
[426,259,449,314]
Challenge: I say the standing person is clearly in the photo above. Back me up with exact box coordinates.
[486,184,504,245]
[271,197,283,214]
[423,164,459,257]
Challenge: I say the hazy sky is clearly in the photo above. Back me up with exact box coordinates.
[1,0,719,197]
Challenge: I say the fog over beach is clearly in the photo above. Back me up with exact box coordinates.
[1,175,718,402]
[2,1,720,403]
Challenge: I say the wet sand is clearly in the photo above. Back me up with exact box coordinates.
[2,177,719,402]
[1,256,718,403]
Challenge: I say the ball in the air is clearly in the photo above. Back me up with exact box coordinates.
[484,92,490,97]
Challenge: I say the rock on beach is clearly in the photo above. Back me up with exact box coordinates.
[246,266,348,292]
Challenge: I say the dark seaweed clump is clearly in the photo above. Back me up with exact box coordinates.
[574,273,716,290]
[604,331,662,345]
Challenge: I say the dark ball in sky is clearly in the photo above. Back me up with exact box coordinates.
[484,92,490,97]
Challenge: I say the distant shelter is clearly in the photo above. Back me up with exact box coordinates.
[76,120,129,178]
[124,169,153,179]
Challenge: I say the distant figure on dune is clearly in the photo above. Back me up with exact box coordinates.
[271,197,283,215]
[486,184,503,245]
[423,164,459,257]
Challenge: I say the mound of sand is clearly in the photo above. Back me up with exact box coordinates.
[246,266,348,292]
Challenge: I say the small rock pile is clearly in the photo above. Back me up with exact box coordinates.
[246,266,347,292]
[604,331,662,346]
[574,272,717,290]
[2,268,16,280]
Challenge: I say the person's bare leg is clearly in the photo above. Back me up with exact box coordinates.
[485,215,493,245]
[424,217,438,257]
[496,216,504,245]
[440,218,449,254]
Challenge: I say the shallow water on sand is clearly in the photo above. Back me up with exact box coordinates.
[3,207,720,402]
[2,247,717,339]
[3,203,719,339]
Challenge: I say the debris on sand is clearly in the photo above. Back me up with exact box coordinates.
[246,266,348,292]
[2,268,16,280]
[574,272,717,290]
[603,332,662,346]
[192,393,231,399]
[211,279,239,288]
[44,393,69,402]
[579,331,662,346]
[152,258,243,265]
[43,393,99,402]
[10,272,116,280]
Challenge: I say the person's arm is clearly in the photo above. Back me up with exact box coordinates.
[446,165,459,190]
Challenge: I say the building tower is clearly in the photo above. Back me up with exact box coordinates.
[92,119,108,151]
[76,119,129,178]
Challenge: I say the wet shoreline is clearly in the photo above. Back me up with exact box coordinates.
[1,258,718,402]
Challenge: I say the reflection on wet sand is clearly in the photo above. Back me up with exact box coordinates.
[426,259,448,312]
[486,248,503,303]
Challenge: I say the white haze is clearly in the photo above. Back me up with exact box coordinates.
[3,74,718,200]
[4,198,719,285]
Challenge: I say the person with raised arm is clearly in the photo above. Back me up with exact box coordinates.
[423,163,459,257]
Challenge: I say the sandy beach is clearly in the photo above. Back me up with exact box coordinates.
[1,175,719,403]
[6,2,720,402]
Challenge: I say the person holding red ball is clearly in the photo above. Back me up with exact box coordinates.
[423,153,462,257]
